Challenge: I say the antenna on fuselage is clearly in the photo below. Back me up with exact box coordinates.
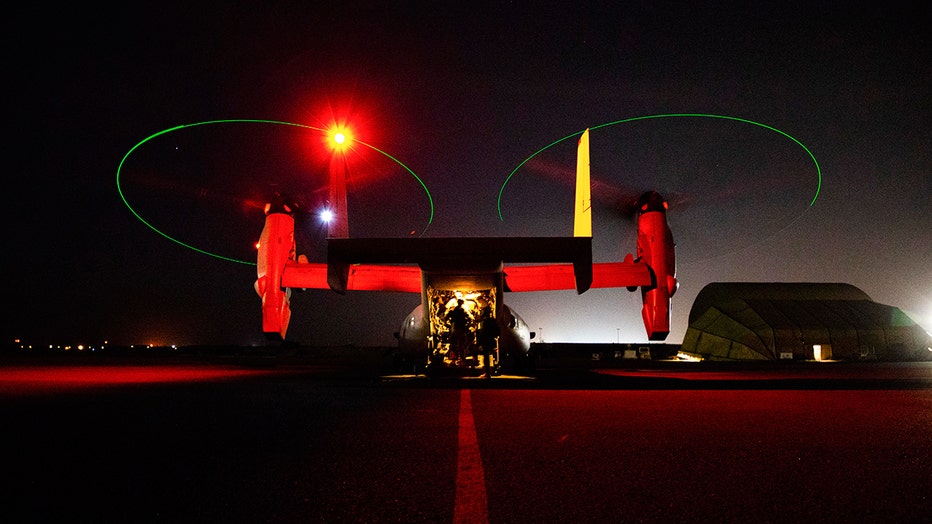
[574,128,592,237]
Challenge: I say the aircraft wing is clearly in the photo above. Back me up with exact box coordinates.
[282,262,422,293]
[504,261,652,292]
[326,236,593,294]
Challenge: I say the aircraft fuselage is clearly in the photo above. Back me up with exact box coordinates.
[254,129,676,371]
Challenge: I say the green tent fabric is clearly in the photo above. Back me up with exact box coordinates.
[682,283,932,361]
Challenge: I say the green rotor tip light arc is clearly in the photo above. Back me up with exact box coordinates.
[116,119,433,265]
[497,113,822,221]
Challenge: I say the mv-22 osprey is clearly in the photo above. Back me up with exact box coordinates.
[254,129,677,372]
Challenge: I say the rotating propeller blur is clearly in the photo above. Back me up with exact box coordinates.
[498,114,821,264]
[117,120,433,265]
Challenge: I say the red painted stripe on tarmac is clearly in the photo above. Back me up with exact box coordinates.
[454,389,490,524]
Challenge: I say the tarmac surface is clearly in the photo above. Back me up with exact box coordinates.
[1,348,930,523]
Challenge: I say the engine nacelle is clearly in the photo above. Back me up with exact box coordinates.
[255,196,296,340]
[634,192,677,341]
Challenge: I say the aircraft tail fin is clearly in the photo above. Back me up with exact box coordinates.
[573,128,592,237]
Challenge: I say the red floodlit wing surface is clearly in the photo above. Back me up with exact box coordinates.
[591,261,653,288]
[505,261,652,292]
[282,262,421,293]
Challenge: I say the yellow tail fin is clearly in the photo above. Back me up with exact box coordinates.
[573,128,592,237]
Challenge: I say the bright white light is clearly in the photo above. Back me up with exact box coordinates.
[320,209,334,223]
[326,126,353,152]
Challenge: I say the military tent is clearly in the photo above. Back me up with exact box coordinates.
[681,283,932,361]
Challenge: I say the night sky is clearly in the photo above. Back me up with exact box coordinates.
[7,2,930,348]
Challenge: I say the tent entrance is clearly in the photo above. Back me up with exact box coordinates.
[813,344,833,361]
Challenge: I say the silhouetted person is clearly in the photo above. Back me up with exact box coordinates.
[476,307,499,377]
[445,299,470,363]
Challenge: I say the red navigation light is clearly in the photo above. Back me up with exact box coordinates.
[326,124,353,153]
